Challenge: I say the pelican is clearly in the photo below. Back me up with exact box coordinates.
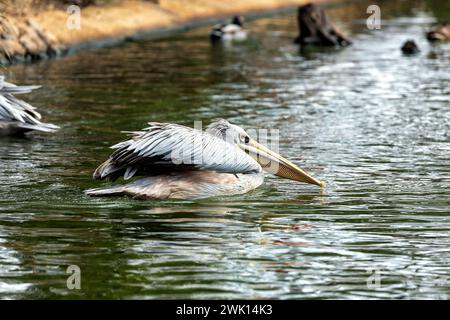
[210,16,247,43]
[86,119,323,200]
[0,76,59,136]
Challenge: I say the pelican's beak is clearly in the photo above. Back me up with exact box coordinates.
[239,139,324,188]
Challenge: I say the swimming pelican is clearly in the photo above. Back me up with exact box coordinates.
[210,16,247,43]
[86,119,323,200]
[0,76,59,136]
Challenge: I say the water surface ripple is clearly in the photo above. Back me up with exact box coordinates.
[0,0,449,299]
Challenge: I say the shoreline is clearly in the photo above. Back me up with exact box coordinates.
[0,0,336,65]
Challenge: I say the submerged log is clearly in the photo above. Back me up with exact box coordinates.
[294,3,351,47]
[426,22,450,41]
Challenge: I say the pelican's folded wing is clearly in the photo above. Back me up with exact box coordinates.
[0,78,60,134]
[0,93,42,124]
[0,78,42,124]
[94,122,261,181]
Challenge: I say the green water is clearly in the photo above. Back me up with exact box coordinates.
[1,0,449,299]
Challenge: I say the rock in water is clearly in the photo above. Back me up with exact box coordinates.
[401,40,420,54]
[294,3,351,47]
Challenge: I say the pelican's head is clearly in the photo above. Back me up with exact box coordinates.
[207,119,324,187]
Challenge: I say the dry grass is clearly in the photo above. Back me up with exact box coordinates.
[0,1,160,16]
[1,0,44,16]
[0,1,99,16]
[0,0,12,34]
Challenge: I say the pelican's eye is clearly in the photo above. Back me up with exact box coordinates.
[239,133,250,144]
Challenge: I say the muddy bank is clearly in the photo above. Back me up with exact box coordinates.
[0,0,336,64]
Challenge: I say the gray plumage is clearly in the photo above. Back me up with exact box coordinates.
[87,120,265,199]
[0,76,59,136]
[92,121,261,181]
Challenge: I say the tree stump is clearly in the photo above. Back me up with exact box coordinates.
[294,3,351,47]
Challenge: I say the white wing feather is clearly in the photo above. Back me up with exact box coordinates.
[0,77,59,133]
[95,122,262,180]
